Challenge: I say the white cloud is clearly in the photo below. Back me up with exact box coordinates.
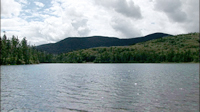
[1,0,22,17]
[18,0,28,4]
[110,16,141,38]
[34,2,45,8]
[154,0,187,22]
[1,17,28,37]
[154,0,199,32]
[1,0,199,46]
[95,0,142,19]
[181,0,199,32]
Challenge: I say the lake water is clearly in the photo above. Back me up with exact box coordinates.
[1,64,199,112]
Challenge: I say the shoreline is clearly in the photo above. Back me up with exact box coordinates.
[1,62,199,66]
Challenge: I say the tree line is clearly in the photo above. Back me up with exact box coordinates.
[0,34,56,65]
[57,47,199,63]
[56,33,199,63]
[0,33,199,65]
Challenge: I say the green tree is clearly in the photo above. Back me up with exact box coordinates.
[21,37,29,64]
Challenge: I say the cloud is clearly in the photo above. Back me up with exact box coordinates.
[154,0,187,22]
[18,0,28,4]
[111,16,141,38]
[114,0,142,19]
[181,0,199,32]
[72,19,91,36]
[154,0,199,32]
[1,0,22,17]
[34,2,45,8]
[77,27,90,36]
[22,17,78,44]
[95,0,142,19]
[1,0,199,46]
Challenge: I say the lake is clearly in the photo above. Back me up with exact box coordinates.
[1,63,199,112]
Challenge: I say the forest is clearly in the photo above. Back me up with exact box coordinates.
[0,33,199,65]
[0,34,54,65]
[59,33,199,63]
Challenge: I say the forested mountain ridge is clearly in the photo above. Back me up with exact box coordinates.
[36,32,171,54]
[56,33,199,63]
[0,32,199,65]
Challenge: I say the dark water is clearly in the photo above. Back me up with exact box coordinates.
[1,64,199,112]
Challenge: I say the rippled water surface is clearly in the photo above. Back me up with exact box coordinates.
[1,64,199,111]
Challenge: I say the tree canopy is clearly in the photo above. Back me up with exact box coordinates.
[0,33,199,65]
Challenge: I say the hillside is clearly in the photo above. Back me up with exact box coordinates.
[1,33,198,65]
[36,33,171,54]
[56,33,199,63]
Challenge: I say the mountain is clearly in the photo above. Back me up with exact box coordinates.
[57,33,199,63]
[36,32,172,54]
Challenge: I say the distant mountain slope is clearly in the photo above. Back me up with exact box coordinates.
[36,32,171,54]
[58,33,199,63]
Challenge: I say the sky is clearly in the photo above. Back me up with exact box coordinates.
[1,0,199,45]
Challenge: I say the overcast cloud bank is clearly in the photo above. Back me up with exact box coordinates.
[1,0,199,45]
